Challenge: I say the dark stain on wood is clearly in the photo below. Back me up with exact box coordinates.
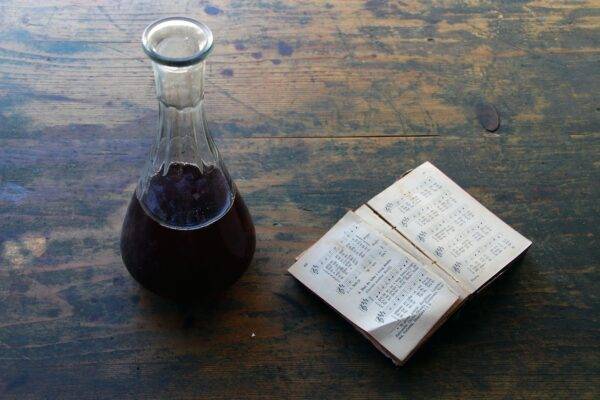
[476,103,501,132]
[277,41,294,56]
[204,5,222,15]
[221,68,234,77]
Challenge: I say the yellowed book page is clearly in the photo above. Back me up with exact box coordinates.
[355,204,470,300]
[354,205,430,265]
[288,211,459,363]
[368,162,532,293]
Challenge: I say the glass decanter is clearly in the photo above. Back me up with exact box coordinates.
[120,17,255,302]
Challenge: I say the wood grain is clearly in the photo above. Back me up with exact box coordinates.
[0,0,598,399]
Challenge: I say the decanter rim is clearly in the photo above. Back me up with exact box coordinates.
[142,17,214,67]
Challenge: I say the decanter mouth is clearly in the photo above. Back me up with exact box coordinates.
[142,17,214,67]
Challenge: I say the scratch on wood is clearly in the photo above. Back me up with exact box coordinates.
[212,82,279,124]
[97,5,127,33]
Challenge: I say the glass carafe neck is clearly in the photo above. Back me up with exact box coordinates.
[136,17,234,229]
[150,61,218,172]
[154,61,205,109]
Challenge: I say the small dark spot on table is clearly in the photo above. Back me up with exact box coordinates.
[427,37,434,42]
[204,5,221,15]
[277,41,294,56]
[476,103,500,132]
[348,121,359,130]
[234,41,246,51]
[271,59,282,65]
[325,3,334,9]
[251,51,263,59]
[221,68,234,77]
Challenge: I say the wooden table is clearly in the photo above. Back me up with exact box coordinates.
[1,1,598,398]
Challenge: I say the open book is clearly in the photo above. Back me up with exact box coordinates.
[288,162,531,364]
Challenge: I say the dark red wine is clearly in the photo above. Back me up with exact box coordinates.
[120,163,255,302]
